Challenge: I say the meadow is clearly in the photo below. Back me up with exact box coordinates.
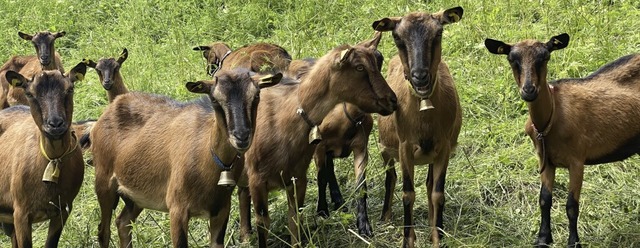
[1,0,640,247]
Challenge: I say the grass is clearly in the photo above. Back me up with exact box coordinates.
[1,0,640,247]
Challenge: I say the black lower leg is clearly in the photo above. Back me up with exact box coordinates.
[566,192,581,248]
[535,185,553,246]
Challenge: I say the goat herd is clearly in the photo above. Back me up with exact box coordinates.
[1,5,639,248]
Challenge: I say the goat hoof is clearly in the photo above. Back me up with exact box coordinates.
[357,222,373,237]
[533,236,552,247]
[317,208,329,218]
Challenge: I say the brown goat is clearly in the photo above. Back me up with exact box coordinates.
[0,62,86,247]
[485,34,640,248]
[372,7,463,247]
[91,68,281,248]
[194,42,291,76]
[237,55,381,240]
[243,34,397,247]
[0,31,66,108]
[85,48,129,103]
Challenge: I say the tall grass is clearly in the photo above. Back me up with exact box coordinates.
[1,0,639,247]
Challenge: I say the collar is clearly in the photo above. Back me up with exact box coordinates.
[342,103,363,126]
[297,107,322,144]
[211,50,232,76]
[210,150,240,171]
[40,131,78,162]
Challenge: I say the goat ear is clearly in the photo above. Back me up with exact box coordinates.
[53,31,66,38]
[18,31,32,41]
[186,81,212,94]
[339,48,354,64]
[357,32,382,50]
[546,33,570,52]
[484,39,511,55]
[117,48,129,64]
[372,17,400,32]
[5,71,28,88]
[257,73,282,89]
[193,46,211,51]
[68,62,88,83]
[83,58,97,68]
[438,6,464,24]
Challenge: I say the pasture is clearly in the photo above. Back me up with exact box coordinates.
[1,0,639,247]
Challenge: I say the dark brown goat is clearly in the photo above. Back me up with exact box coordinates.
[243,34,397,247]
[0,31,66,108]
[485,34,640,248]
[194,42,291,76]
[0,62,86,247]
[91,68,281,248]
[85,48,129,103]
[372,7,463,247]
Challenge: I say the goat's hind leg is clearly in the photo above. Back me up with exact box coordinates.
[380,150,396,222]
[353,147,372,236]
[314,149,331,218]
[116,196,143,248]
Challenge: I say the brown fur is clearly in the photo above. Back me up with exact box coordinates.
[373,7,463,247]
[0,31,66,108]
[485,34,640,247]
[0,63,86,247]
[90,68,280,248]
[243,34,397,247]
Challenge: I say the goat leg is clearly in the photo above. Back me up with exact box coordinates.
[567,164,584,248]
[45,202,70,248]
[429,154,449,247]
[286,176,308,247]
[380,151,396,221]
[400,142,416,248]
[314,150,331,218]
[116,197,143,248]
[353,148,372,236]
[535,165,556,247]
[238,186,253,242]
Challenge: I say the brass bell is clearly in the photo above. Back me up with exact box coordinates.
[419,99,435,111]
[308,125,322,145]
[218,170,236,187]
[42,161,59,183]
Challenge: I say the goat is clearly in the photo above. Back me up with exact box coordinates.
[90,68,281,248]
[236,56,381,240]
[243,33,397,247]
[85,48,129,103]
[0,31,66,108]
[485,33,640,248]
[194,42,291,76]
[372,7,464,247]
[0,62,86,247]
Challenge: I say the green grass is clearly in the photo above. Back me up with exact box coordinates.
[1,0,640,247]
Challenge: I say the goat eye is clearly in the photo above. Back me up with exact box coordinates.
[25,92,33,98]
[355,65,365,71]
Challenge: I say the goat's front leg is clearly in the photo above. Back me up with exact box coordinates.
[45,202,71,248]
[567,164,584,248]
[238,186,253,242]
[399,141,416,248]
[250,182,270,248]
[353,144,372,236]
[535,164,556,247]
[169,207,190,248]
[209,199,232,248]
[314,148,331,218]
[13,206,32,248]
[287,176,308,247]
[427,152,449,247]
[326,154,345,212]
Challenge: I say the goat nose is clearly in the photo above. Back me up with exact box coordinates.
[47,117,64,128]
[523,84,536,94]
[233,130,250,143]
[411,71,429,86]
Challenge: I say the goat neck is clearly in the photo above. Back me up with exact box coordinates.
[39,129,77,160]
[296,59,338,125]
[529,84,555,137]
[209,115,240,168]
[106,72,128,102]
